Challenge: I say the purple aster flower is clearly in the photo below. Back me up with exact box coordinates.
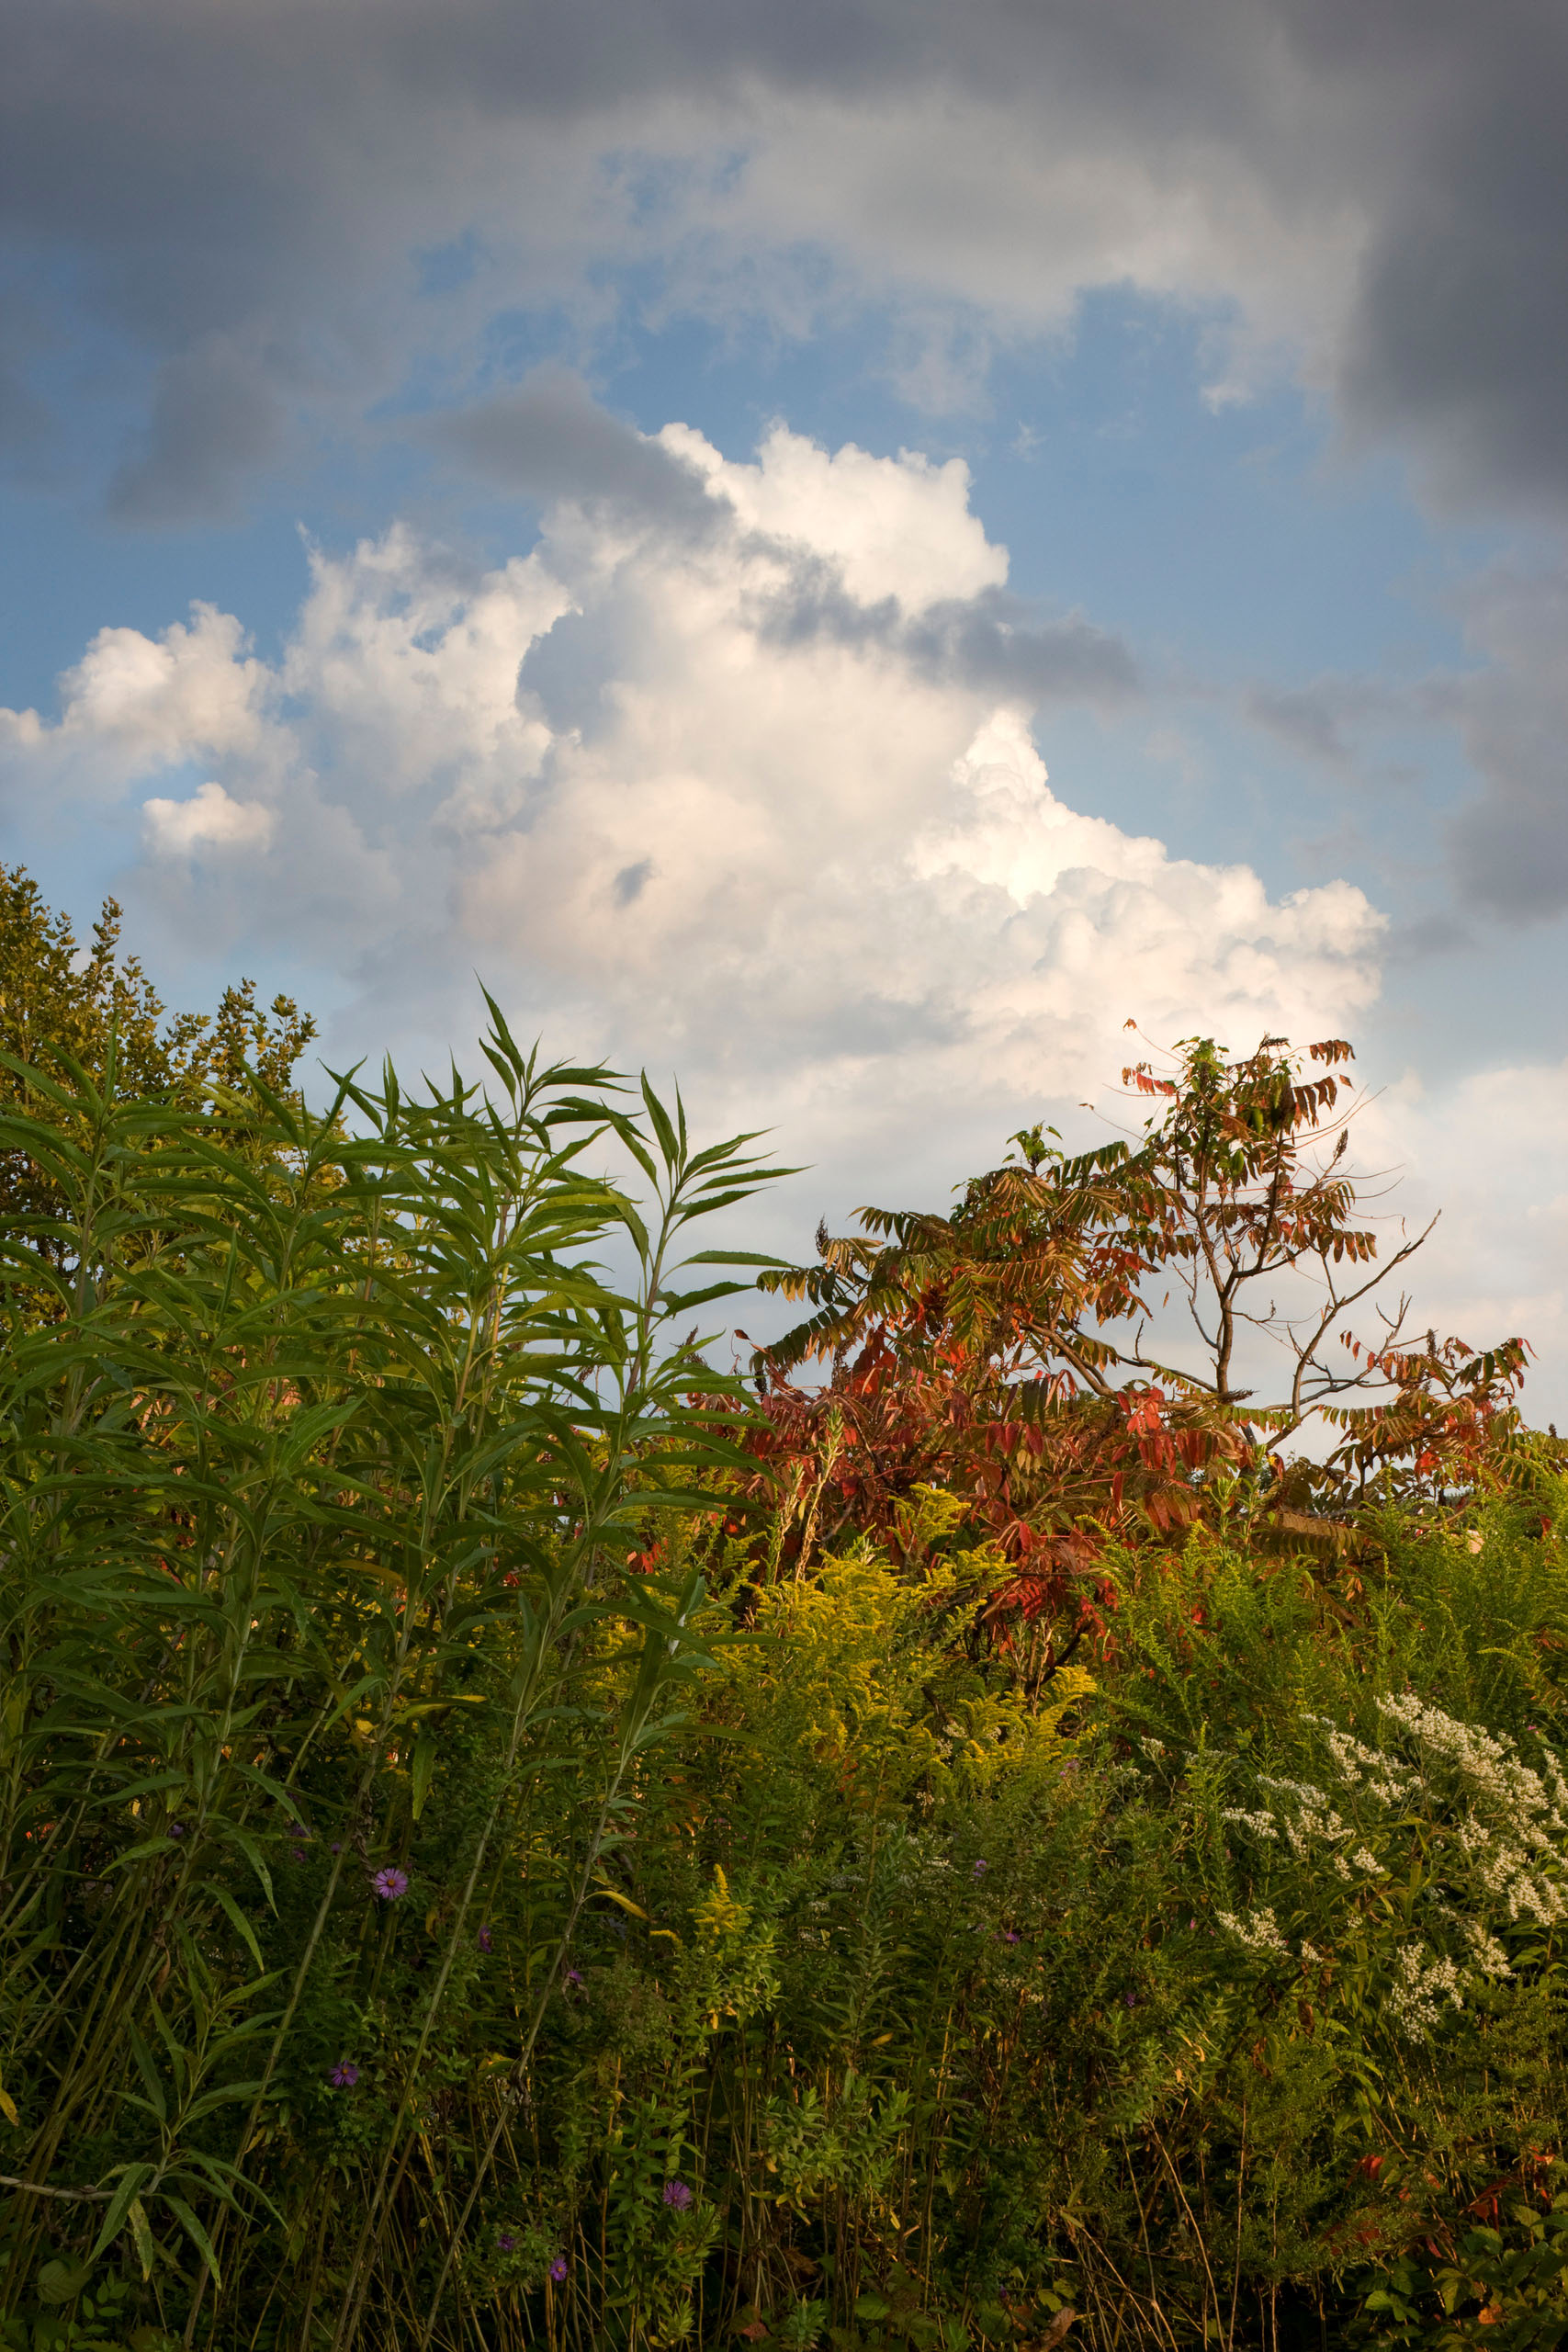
[662,2180,694,2211]
[971,1859,987,1876]
[331,1841,343,1854]
[563,1968,582,1988]
[167,1824,185,1839]
[478,1927,493,1954]
[1002,1928,1021,1944]
[549,2257,569,2282]
[498,2232,516,2253]
[372,1867,409,1901]
[291,1847,306,1862]
[330,2062,360,2088]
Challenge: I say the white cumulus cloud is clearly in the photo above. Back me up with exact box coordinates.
[143,780,275,858]
[2,409,1385,1210]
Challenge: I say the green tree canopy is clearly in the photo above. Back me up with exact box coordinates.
[0,861,316,1238]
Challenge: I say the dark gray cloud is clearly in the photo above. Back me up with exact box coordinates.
[1442,567,1568,918]
[1314,0,1568,513]
[107,334,286,524]
[2,0,1566,520]
[750,562,1139,706]
[427,370,720,537]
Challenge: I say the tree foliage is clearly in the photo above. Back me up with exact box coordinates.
[0,862,316,1246]
[735,1032,1529,1643]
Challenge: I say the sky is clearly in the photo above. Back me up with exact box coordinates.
[1,0,1565,1419]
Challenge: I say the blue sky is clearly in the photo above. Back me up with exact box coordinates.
[2,0,1565,1413]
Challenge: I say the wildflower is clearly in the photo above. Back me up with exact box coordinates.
[1222,1808,1279,1842]
[167,1823,185,1839]
[1216,1906,1291,1959]
[1002,1928,1021,1944]
[972,1859,988,1876]
[563,1967,582,1987]
[1387,1944,1464,2040]
[330,2062,360,2088]
[662,2180,694,2211]
[291,1847,306,1862]
[1462,1919,1515,1979]
[498,2232,516,2253]
[478,1926,493,1953]
[549,2257,569,2282]
[372,1867,409,1901]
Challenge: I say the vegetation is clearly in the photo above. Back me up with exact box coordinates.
[2,873,1567,2352]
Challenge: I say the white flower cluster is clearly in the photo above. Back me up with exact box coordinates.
[1376,1691,1568,1837]
[1387,1944,1464,2040]
[1303,1717,1417,1808]
[1461,1918,1515,1980]
[1220,1807,1280,1842]
[1214,1695,1568,2039]
[1453,1816,1567,1927]
[1215,1905,1292,1957]
[1256,1773,1349,1859]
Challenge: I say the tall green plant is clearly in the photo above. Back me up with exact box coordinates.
[0,1005,784,2344]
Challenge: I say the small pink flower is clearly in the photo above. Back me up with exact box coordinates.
[330,2062,360,2087]
[372,1867,408,1902]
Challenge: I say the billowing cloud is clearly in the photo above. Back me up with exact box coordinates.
[0,413,1382,1143]
[143,779,274,857]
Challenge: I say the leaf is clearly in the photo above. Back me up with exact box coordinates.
[129,2195,157,2282]
[640,1075,681,1170]
[593,1883,649,1921]
[216,1822,276,1910]
[162,2191,222,2286]
[209,1883,265,1974]
[36,2258,95,2305]
[89,2163,157,2265]
[0,2081,17,2129]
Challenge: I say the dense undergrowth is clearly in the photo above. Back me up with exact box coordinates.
[4,885,1568,2352]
